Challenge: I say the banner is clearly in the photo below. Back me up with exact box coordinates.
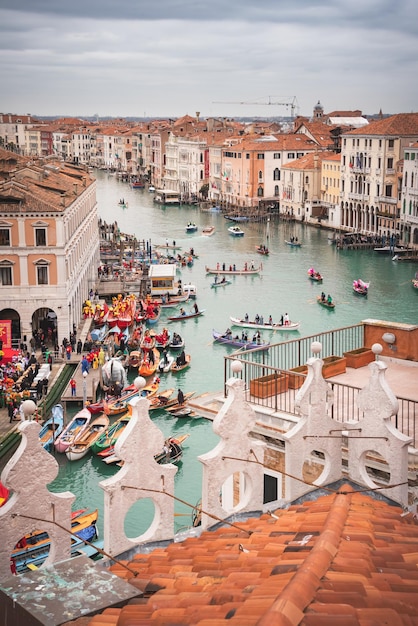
[0,320,12,350]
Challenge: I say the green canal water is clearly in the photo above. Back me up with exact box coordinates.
[49,170,418,537]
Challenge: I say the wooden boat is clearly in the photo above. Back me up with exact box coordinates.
[155,243,182,250]
[202,226,215,236]
[169,407,197,418]
[164,392,196,413]
[11,509,99,574]
[186,223,198,233]
[169,333,185,350]
[54,408,92,454]
[228,225,245,236]
[148,388,175,410]
[255,245,269,255]
[211,277,232,288]
[91,412,131,455]
[131,180,145,188]
[224,214,249,222]
[212,329,270,351]
[285,239,302,247]
[353,279,369,296]
[66,414,110,461]
[170,354,191,372]
[126,350,142,370]
[140,332,156,351]
[412,272,418,289]
[104,434,190,466]
[168,309,205,322]
[317,296,336,310]
[38,404,64,451]
[205,265,262,275]
[230,316,301,331]
[308,268,323,282]
[152,293,189,305]
[145,303,161,326]
[138,348,160,377]
[104,382,159,416]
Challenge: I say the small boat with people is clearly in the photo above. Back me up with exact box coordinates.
[412,272,418,290]
[285,237,302,247]
[255,244,269,255]
[205,263,262,275]
[202,225,215,236]
[169,332,185,350]
[211,276,232,288]
[353,278,369,296]
[186,222,198,233]
[228,225,245,237]
[230,315,300,331]
[103,434,190,466]
[54,408,92,454]
[308,267,323,282]
[212,329,270,351]
[38,404,64,451]
[170,351,191,372]
[317,294,335,309]
[168,307,204,321]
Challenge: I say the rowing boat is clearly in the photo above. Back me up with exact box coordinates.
[230,316,300,331]
[211,278,232,288]
[38,404,64,451]
[205,265,261,275]
[212,329,270,351]
[168,310,204,321]
[54,408,92,454]
[66,413,110,461]
[316,296,336,309]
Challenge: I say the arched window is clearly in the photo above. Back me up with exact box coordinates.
[258,170,263,181]
[257,186,264,197]
[274,185,279,196]
[273,168,280,181]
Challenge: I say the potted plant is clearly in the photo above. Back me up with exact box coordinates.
[343,347,374,369]
[322,355,347,378]
[288,365,308,389]
[250,372,289,398]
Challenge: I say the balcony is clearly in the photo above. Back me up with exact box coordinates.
[376,196,397,205]
[386,168,395,175]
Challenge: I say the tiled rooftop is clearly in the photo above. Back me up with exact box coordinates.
[66,483,418,626]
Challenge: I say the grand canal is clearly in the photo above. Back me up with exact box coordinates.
[49,170,418,538]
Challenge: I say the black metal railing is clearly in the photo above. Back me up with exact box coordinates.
[223,323,418,447]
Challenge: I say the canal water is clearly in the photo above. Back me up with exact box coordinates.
[49,170,418,537]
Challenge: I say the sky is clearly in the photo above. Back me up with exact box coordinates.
[1,0,417,120]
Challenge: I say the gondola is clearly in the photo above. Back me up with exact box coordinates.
[167,309,205,322]
[230,316,300,331]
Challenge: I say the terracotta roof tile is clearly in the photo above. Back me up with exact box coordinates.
[72,484,418,626]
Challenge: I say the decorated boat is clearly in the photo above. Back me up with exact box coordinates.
[153,327,170,348]
[38,404,64,451]
[140,330,156,351]
[230,316,300,331]
[54,408,92,454]
[317,295,336,309]
[66,413,110,461]
[308,268,323,282]
[93,302,109,326]
[168,309,205,322]
[126,350,142,370]
[353,279,369,296]
[212,329,270,351]
[412,272,418,289]
[205,264,262,275]
[144,301,161,325]
[228,225,245,236]
[138,348,160,377]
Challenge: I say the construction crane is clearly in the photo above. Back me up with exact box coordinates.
[212,96,299,119]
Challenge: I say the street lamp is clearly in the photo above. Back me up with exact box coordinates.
[82,371,88,407]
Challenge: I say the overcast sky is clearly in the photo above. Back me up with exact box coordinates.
[1,0,417,120]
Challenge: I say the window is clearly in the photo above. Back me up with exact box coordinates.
[37,263,49,285]
[257,153,264,160]
[297,153,304,158]
[258,170,263,181]
[385,184,392,197]
[246,153,250,159]
[388,139,394,149]
[287,153,295,159]
[273,168,280,181]
[0,263,12,285]
[0,228,10,246]
[257,186,264,197]
[35,228,46,246]
[274,185,279,196]
[273,153,280,159]
[387,158,393,169]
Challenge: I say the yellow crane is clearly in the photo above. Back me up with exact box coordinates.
[212,96,299,119]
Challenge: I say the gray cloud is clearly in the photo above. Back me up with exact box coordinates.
[0,1,416,118]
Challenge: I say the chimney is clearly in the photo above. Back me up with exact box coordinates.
[196,112,200,122]
[73,183,78,195]
[60,193,66,207]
